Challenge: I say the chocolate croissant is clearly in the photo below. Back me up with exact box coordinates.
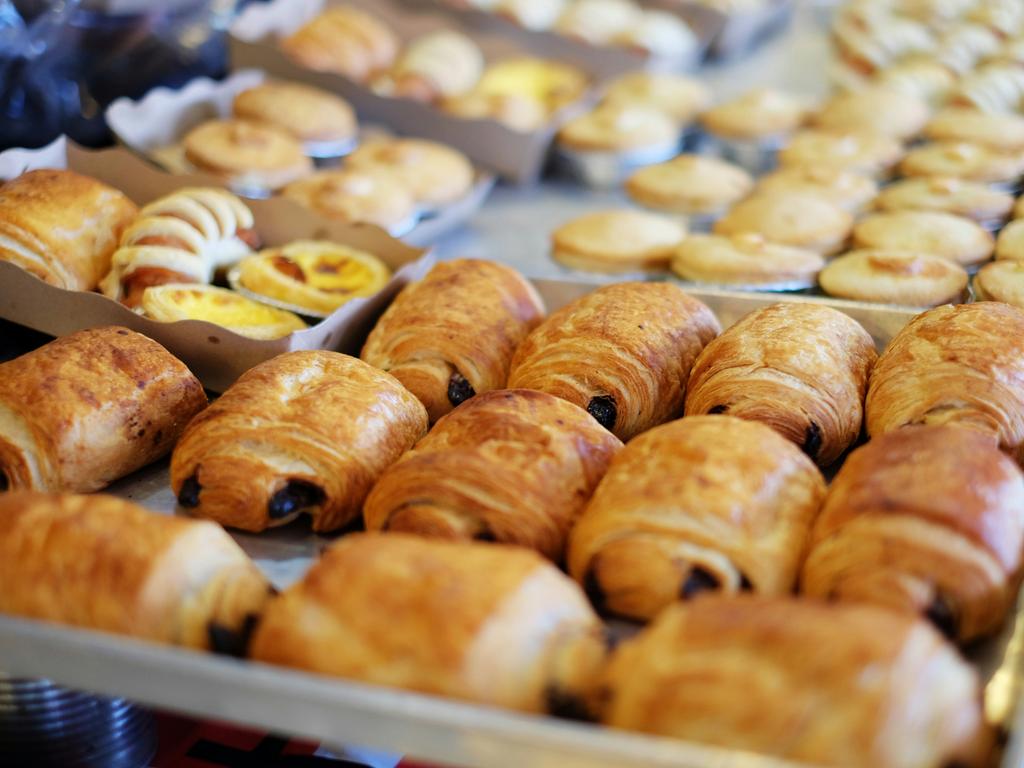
[364,389,622,560]
[803,425,1024,643]
[249,533,607,716]
[685,303,877,466]
[601,597,990,768]
[507,282,720,441]
[866,302,1024,457]
[569,415,825,621]
[0,492,273,654]
[0,327,207,493]
[170,351,427,532]
[361,259,545,423]
[0,169,137,291]
[101,187,258,308]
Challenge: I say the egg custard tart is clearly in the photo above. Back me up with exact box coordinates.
[141,283,306,339]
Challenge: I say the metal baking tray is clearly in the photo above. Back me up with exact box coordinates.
[2,279,1022,768]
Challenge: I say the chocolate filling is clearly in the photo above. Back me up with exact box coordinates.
[473,525,497,542]
[583,565,607,614]
[544,685,594,722]
[177,474,202,508]
[738,572,754,591]
[586,395,617,432]
[680,566,720,599]
[267,481,326,520]
[447,371,475,407]
[925,593,958,640]
[207,612,261,657]
[802,422,822,461]
[0,470,8,492]
[707,404,729,414]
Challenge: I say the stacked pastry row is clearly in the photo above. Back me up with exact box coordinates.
[0,169,394,337]
[177,77,478,230]
[282,5,590,132]
[2,272,1021,766]
[438,0,700,63]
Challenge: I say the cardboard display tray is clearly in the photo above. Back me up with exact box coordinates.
[3,278,1021,768]
[0,139,432,392]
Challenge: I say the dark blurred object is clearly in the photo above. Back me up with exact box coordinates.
[0,0,237,151]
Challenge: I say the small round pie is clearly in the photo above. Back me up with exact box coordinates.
[182,119,313,191]
[818,249,968,307]
[232,82,357,149]
[899,141,1024,186]
[551,209,686,272]
[713,192,853,255]
[699,89,812,142]
[924,107,1024,153]
[778,129,904,178]
[754,166,878,213]
[996,220,1024,261]
[601,72,710,124]
[345,138,474,207]
[974,260,1024,308]
[141,283,307,339]
[282,168,416,232]
[813,86,931,141]
[557,102,679,152]
[236,240,391,315]
[872,177,1014,226]
[852,211,995,268]
[625,155,753,216]
[672,233,824,289]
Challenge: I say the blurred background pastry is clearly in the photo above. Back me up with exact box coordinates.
[555,0,640,45]
[813,86,931,141]
[713,192,853,255]
[600,72,709,125]
[551,209,686,273]
[699,89,813,172]
[282,168,417,233]
[281,7,398,84]
[626,155,753,225]
[375,30,485,104]
[873,177,1013,230]
[924,108,1024,153]
[975,261,1024,309]
[778,129,904,178]
[232,81,358,157]
[899,141,1024,189]
[818,249,968,306]
[754,166,878,213]
[852,210,994,268]
[345,138,475,208]
[614,10,699,61]
[182,119,313,193]
[673,233,824,290]
[996,219,1024,260]
[496,0,569,30]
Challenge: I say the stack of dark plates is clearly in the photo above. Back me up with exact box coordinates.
[0,677,156,768]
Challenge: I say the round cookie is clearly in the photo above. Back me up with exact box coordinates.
[345,138,474,207]
[975,261,1024,309]
[819,249,968,307]
[601,72,710,123]
[924,108,1024,153]
[672,233,823,289]
[551,209,686,272]
[232,81,357,147]
[625,155,753,216]
[754,166,878,213]
[899,141,1024,186]
[852,210,994,268]
[872,177,1014,226]
[713,192,853,255]
[813,86,931,141]
[996,220,1024,261]
[557,102,679,152]
[699,89,811,142]
[183,119,313,191]
[778,129,904,178]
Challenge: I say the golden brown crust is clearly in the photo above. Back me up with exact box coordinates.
[282,168,416,231]
[865,302,1024,455]
[551,209,687,273]
[0,169,137,291]
[818,249,968,307]
[170,351,427,532]
[0,327,207,493]
[183,120,313,191]
[0,492,272,652]
[802,425,1024,643]
[280,7,398,82]
[361,259,545,423]
[364,389,622,560]
[684,303,878,466]
[345,138,474,207]
[713,192,853,256]
[601,596,991,768]
[232,82,357,144]
[508,282,720,441]
[249,533,607,714]
[568,416,825,621]
[812,86,931,141]
[852,210,994,268]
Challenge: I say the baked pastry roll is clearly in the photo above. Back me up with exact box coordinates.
[803,425,1024,644]
[141,284,306,339]
[0,326,207,493]
[713,192,853,256]
[819,250,968,307]
[508,282,720,440]
[235,240,390,315]
[865,302,1024,456]
[171,351,427,532]
[182,119,313,192]
[250,533,606,716]
[0,492,272,654]
[282,168,416,232]
[364,389,622,560]
[361,259,545,423]
[232,81,357,152]
[685,303,877,466]
[0,169,137,291]
[569,416,825,622]
[377,31,484,103]
[551,209,687,273]
[601,596,990,768]
[101,187,257,308]
[281,7,398,83]
[853,211,994,269]
[345,138,475,208]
